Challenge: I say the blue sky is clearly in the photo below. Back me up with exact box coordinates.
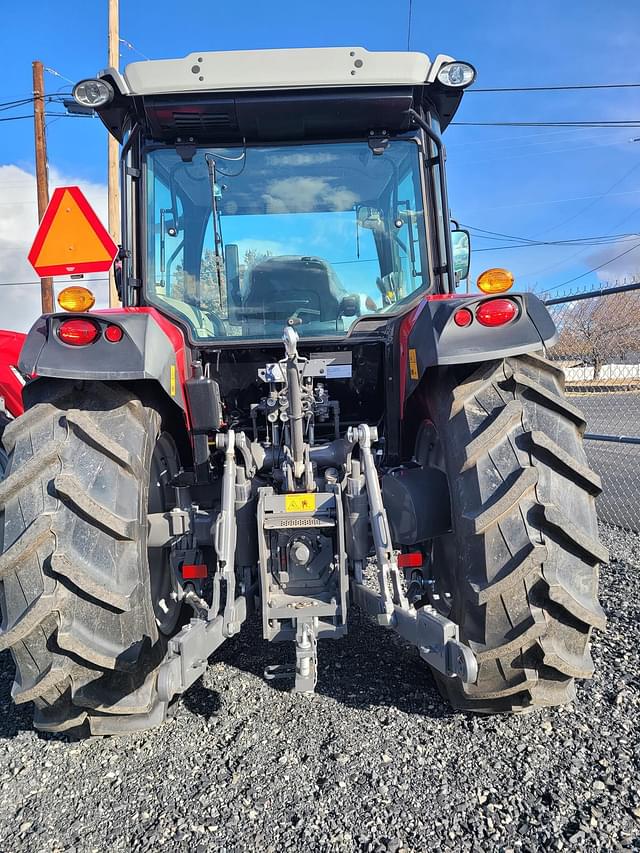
[1,1,639,330]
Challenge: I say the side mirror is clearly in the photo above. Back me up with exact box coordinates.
[357,205,385,232]
[451,229,471,284]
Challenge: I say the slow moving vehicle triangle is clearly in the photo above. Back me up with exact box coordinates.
[28,186,117,277]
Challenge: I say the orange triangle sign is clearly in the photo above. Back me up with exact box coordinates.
[28,186,118,277]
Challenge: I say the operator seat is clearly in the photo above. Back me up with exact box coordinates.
[242,255,347,329]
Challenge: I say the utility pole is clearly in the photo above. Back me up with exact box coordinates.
[32,60,54,314]
[107,0,121,306]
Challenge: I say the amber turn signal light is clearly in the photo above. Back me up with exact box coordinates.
[476,268,515,295]
[57,286,96,312]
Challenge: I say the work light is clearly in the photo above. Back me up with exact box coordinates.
[436,62,476,88]
[72,79,114,108]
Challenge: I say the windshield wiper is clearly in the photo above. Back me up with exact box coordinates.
[205,154,225,310]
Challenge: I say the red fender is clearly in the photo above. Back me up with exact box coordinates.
[0,330,26,417]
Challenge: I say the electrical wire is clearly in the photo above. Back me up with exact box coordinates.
[406,0,413,51]
[0,278,109,287]
[465,224,639,245]
[0,98,34,112]
[458,136,629,167]
[452,121,640,128]
[447,126,599,150]
[466,187,640,214]
[464,222,640,253]
[0,112,88,123]
[506,162,640,280]
[468,82,640,93]
[119,38,150,62]
[539,241,640,293]
[44,67,74,85]
[474,236,638,252]
[0,95,67,110]
[536,159,640,238]
[516,203,640,283]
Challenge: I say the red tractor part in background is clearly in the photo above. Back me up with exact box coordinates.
[0,330,26,419]
[0,329,26,478]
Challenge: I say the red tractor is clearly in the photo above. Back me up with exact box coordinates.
[0,48,606,735]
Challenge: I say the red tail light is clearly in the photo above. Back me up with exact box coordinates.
[182,563,208,579]
[397,552,423,568]
[475,298,518,327]
[57,319,100,346]
[453,307,473,327]
[104,324,123,343]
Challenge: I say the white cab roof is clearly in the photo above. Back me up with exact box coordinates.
[115,47,454,96]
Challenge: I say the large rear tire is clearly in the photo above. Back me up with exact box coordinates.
[431,353,607,713]
[0,381,182,734]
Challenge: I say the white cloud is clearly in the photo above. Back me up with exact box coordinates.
[264,152,338,167]
[585,241,640,284]
[0,164,108,333]
[263,177,357,214]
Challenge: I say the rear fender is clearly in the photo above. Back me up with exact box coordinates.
[0,330,27,417]
[400,292,556,407]
[18,308,191,421]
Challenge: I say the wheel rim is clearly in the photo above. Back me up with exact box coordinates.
[147,432,182,635]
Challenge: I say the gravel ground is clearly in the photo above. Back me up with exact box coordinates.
[0,521,638,853]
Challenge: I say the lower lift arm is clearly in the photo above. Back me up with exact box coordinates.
[347,424,478,684]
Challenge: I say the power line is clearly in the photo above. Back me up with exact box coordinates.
[0,98,34,112]
[0,112,87,123]
[406,0,413,51]
[518,203,640,283]
[540,241,640,293]
[465,223,639,251]
[475,236,638,252]
[119,38,150,61]
[452,120,640,128]
[459,137,629,167]
[512,163,640,281]
[0,114,34,122]
[467,224,639,245]
[467,187,640,214]
[535,159,640,238]
[0,278,109,287]
[0,95,67,111]
[469,82,640,93]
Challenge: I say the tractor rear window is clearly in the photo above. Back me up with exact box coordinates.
[145,140,429,341]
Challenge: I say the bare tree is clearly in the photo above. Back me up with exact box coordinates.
[552,290,640,379]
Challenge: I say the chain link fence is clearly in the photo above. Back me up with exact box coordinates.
[544,281,640,532]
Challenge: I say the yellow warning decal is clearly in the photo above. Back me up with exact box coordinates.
[170,364,176,397]
[285,493,316,513]
[408,348,419,380]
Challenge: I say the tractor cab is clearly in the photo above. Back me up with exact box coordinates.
[82,47,474,346]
